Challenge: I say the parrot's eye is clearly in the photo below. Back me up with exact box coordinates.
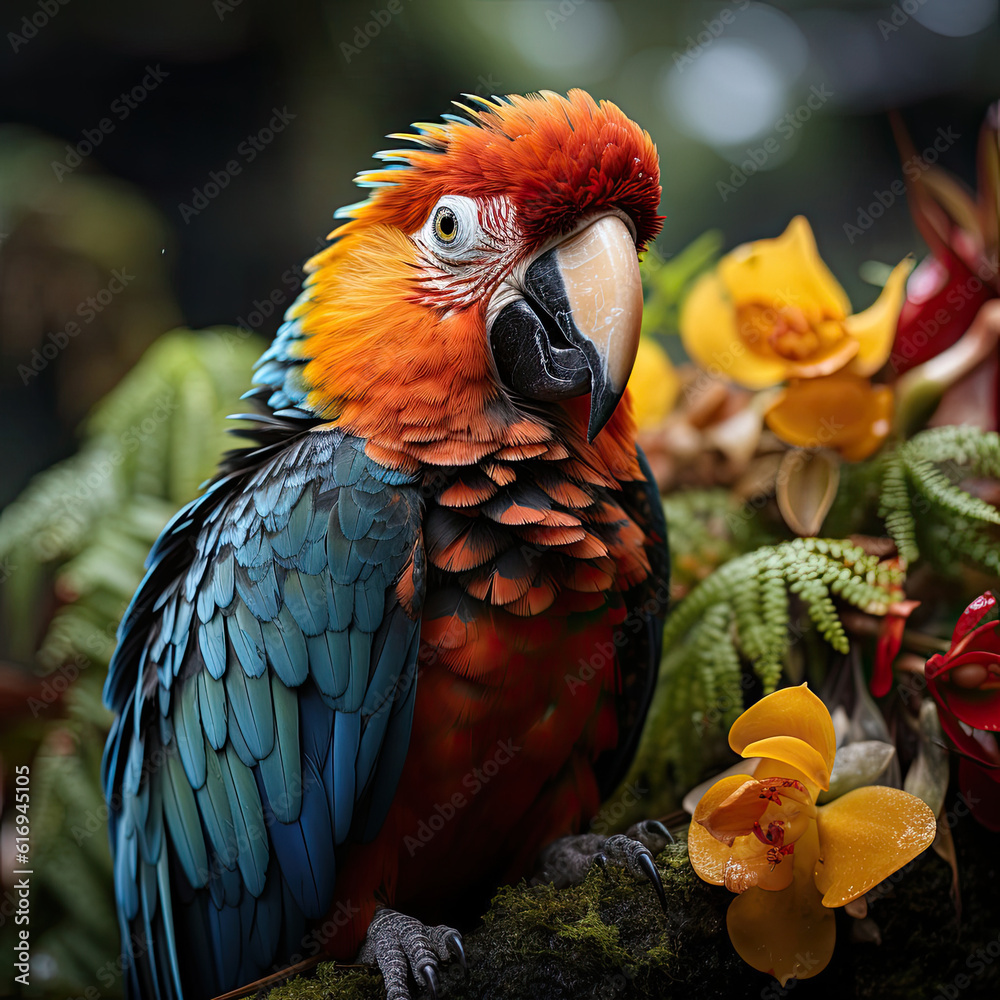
[434,208,457,242]
[422,195,480,258]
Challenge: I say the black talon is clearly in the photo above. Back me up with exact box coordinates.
[446,931,468,978]
[637,850,668,912]
[594,851,608,871]
[419,962,439,1000]
[645,820,674,844]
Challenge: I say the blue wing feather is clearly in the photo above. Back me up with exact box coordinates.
[103,426,424,999]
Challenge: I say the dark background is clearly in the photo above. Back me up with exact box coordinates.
[2,0,999,505]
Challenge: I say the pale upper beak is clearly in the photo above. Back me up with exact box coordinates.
[489,214,644,441]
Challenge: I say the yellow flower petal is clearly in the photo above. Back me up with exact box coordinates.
[697,778,768,845]
[689,774,752,884]
[845,258,914,376]
[782,336,859,380]
[813,785,937,907]
[718,216,851,322]
[730,684,837,781]
[764,374,894,463]
[680,272,788,389]
[724,830,796,893]
[741,737,832,791]
[753,757,819,794]
[726,825,835,986]
[627,338,680,428]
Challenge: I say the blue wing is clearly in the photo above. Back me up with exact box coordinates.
[102,425,425,1000]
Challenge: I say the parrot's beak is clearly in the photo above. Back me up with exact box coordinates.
[489,214,643,442]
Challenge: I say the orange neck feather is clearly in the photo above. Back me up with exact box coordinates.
[289,220,639,482]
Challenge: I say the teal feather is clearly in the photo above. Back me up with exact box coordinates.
[306,630,350,702]
[283,571,328,634]
[199,613,227,679]
[175,680,207,789]
[260,674,301,823]
[162,751,209,888]
[214,554,235,609]
[331,712,359,842]
[220,745,267,898]
[198,670,227,750]
[225,664,274,760]
[227,602,266,678]
[260,605,308,686]
[196,745,237,868]
[327,575,354,631]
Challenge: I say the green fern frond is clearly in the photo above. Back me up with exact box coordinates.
[0,328,266,997]
[880,426,1000,572]
[624,538,904,801]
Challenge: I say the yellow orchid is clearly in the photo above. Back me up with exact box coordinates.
[680,217,911,390]
[688,684,937,986]
[626,337,680,429]
[763,371,894,462]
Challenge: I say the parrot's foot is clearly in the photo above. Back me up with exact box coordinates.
[358,907,466,1000]
[534,820,672,911]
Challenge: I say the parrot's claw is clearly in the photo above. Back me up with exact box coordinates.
[630,819,674,853]
[535,821,674,912]
[595,833,668,912]
[358,908,465,1000]
[444,929,469,977]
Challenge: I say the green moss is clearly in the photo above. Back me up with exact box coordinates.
[265,837,742,1000]
[263,964,384,1000]
[264,819,1000,1000]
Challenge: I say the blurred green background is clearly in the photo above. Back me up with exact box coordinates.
[1,0,999,995]
[3,0,1000,505]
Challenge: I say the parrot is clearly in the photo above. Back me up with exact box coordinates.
[102,88,669,1000]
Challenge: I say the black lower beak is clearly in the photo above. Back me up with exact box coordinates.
[488,215,643,441]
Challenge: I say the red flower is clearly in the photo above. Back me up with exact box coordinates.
[892,249,995,374]
[872,599,921,698]
[925,591,1000,830]
[889,103,999,427]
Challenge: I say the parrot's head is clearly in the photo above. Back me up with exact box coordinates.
[259,89,662,472]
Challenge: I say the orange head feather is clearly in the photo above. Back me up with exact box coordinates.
[254,89,662,474]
